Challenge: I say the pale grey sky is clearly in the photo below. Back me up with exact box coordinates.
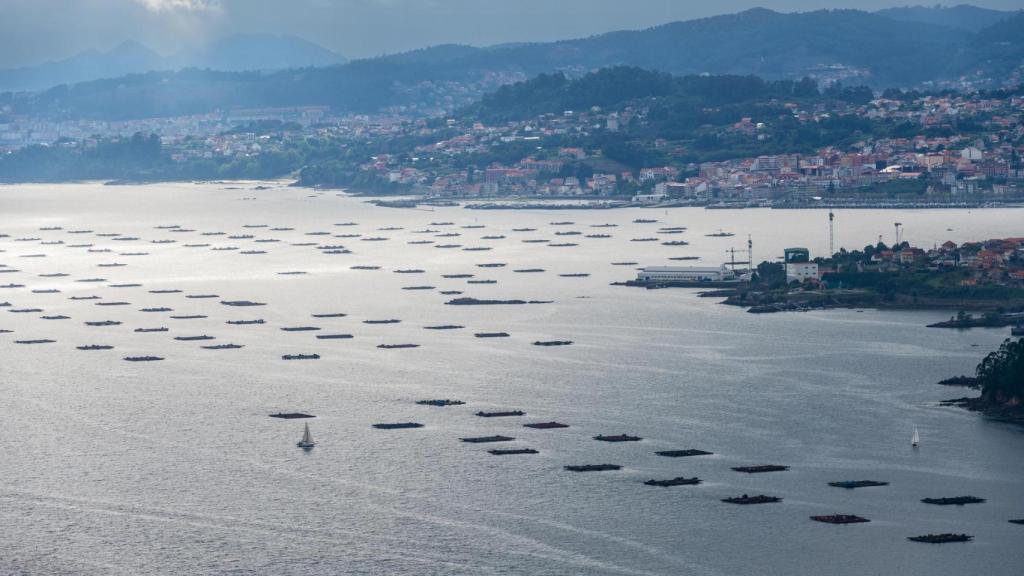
[0,0,1020,68]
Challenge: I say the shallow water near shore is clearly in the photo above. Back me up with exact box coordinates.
[1,182,1023,575]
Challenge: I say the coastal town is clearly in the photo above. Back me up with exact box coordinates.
[3,79,1022,207]
[666,236,1024,319]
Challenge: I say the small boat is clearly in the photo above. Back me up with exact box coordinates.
[270,412,314,419]
[201,344,243,350]
[135,327,169,333]
[77,345,113,350]
[15,339,56,344]
[645,477,701,487]
[280,326,321,332]
[377,343,419,349]
[174,335,215,341]
[423,325,464,330]
[705,230,735,237]
[124,356,164,362]
[523,422,569,429]
[296,422,316,449]
[908,533,972,544]
[227,319,265,325]
[912,427,920,447]
[316,334,354,340]
[533,340,573,346]
[282,354,320,360]
[475,332,510,338]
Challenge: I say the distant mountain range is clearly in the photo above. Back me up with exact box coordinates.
[875,4,1012,31]
[3,6,1022,120]
[0,34,346,92]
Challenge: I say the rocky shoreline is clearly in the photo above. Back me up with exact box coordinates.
[939,395,1024,425]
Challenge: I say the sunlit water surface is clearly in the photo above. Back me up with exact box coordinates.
[1,182,1022,575]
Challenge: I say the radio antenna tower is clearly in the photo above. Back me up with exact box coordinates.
[828,209,835,256]
[747,235,753,272]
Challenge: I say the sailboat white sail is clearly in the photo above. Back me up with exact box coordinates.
[911,427,919,447]
[297,422,316,448]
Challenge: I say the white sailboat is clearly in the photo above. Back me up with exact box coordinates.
[297,422,316,449]
[911,427,920,448]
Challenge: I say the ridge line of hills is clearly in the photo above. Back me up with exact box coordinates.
[1,6,1022,121]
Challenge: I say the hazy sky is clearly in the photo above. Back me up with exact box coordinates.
[1,0,1021,68]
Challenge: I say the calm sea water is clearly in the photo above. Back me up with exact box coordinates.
[1,182,1022,576]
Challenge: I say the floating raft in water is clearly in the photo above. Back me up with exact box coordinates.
[565,464,621,472]
[489,448,538,455]
[595,434,642,442]
[657,449,713,458]
[461,435,515,443]
[732,465,789,474]
[269,412,315,419]
[921,496,985,505]
[722,495,782,505]
[524,422,569,429]
[828,480,889,489]
[476,410,525,418]
[811,515,870,524]
[416,399,465,406]
[908,534,972,544]
[373,422,424,429]
[645,477,701,487]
